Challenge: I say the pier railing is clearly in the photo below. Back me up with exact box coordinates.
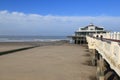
[93,32,120,40]
[86,33,120,79]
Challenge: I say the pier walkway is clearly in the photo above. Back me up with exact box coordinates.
[0,44,96,80]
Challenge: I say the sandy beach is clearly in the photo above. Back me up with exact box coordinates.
[0,42,96,80]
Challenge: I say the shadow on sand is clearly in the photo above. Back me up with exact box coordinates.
[82,53,90,57]
[82,59,93,66]
[89,76,97,80]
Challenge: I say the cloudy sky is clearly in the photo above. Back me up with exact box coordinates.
[0,0,120,36]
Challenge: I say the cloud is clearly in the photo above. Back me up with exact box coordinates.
[0,10,120,36]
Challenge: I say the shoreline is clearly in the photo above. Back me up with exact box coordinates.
[0,40,68,44]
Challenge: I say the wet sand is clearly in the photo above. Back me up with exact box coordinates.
[0,43,96,80]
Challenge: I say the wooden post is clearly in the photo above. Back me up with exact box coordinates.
[98,56,105,80]
[96,53,100,80]
[77,38,78,44]
[74,39,76,44]
[91,49,97,66]
[79,38,81,45]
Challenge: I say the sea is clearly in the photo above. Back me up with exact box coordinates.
[0,36,69,42]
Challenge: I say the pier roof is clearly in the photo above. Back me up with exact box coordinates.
[76,23,105,32]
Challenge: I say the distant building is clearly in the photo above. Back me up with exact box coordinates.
[69,23,107,44]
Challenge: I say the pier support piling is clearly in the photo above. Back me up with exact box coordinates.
[96,55,105,80]
[91,49,97,66]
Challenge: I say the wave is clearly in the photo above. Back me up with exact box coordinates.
[0,36,68,42]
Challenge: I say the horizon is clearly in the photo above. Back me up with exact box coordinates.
[0,0,120,36]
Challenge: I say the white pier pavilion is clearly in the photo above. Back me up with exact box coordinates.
[69,23,107,44]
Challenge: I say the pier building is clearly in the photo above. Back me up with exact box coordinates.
[70,23,107,44]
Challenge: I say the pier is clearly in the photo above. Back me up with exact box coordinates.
[86,32,120,80]
[68,23,120,80]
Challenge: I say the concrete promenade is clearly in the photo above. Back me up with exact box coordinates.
[0,44,96,80]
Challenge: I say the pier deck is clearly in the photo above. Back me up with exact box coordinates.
[0,44,96,80]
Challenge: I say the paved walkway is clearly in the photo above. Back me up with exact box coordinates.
[0,44,96,80]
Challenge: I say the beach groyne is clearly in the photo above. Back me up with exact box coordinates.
[0,46,38,56]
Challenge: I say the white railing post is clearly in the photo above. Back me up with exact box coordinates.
[113,32,117,39]
[113,32,115,39]
[106,33,108,39]
[112,32,114,39]
[110,32,113,39]
[108,32,111,39]
[117,32,120,40]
